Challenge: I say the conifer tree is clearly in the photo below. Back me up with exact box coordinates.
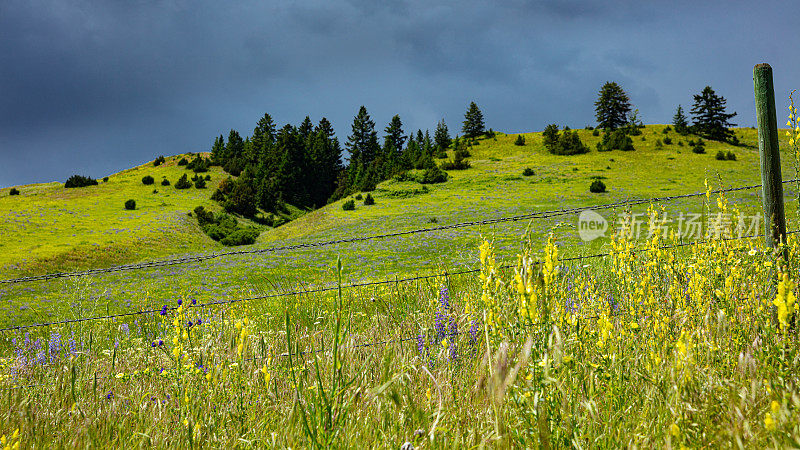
[690,86,737,141]
[434,119,451,150]
[462,101,485,139]
[210,135,225,165]
[594,82,632,130]
[225,130,244,161]
[346,106,380,167]
[383,115,406,158]
[672,105,689,135]
[299,116,314,141]
[346,106,380,190]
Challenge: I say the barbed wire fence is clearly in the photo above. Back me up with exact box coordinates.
[1,177,797,391]
[0,179,784,285]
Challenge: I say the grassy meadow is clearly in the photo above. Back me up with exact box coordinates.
[3,124,800,447]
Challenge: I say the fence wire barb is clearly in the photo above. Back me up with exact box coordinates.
[1,179,786,285]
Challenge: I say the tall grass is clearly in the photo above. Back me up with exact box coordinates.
[3,185,800,447]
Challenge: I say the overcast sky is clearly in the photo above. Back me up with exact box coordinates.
[1,0,797,188]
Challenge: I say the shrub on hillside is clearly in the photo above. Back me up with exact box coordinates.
[716,150,726,160]
[435,150,448,159]
[9,188,20,195]
[592,129,600,136]
[161,178,170,186]
[177,158,188,166]
[220,228,259,246]
[103,177,109,182]
[544,126,590,155]
[342,199,356,211]
[175,173,192,189]
[187,155,210,173]
[655,139,663,149]
[195,177,206,189]
[691,140,706,154]
[65,175,98,188]
[522,168,535,176]
[420,165,448,184]
[585,125,594,130]
[355,193,362,200]
[596,129,634,152]
[514,135,526,146]
[154,155,166,166]
[364,193,375,205]
[142,175,155,185]
[393,172,415,182]
[192,206,214,226]
[124,199,136,210]
[663,136,672,145]
[440,149,471,170]
[590,179,606,193]
[727,151,736,161]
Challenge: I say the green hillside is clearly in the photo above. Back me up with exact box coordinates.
[2,125,798,327]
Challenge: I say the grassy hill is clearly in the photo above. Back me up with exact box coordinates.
[5,125,800,447]
[1,125,798,327]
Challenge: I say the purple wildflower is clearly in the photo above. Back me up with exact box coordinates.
[439,286,450,311]
[160,305,167,316]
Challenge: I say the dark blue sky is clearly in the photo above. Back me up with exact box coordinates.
[1,0,797,188]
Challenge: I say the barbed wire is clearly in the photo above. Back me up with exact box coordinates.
[0,178,784,285]
[1,227,789,333]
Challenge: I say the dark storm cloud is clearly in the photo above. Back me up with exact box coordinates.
[1,0,797,187]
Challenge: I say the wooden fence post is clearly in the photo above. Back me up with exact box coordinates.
[754,63,787,256]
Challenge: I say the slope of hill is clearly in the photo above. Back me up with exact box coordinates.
[2,125,798,327]
[0,154,234,275]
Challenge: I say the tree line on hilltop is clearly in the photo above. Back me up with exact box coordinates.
[207,101,488,218]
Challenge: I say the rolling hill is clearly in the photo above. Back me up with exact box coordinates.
[1,125,797,327]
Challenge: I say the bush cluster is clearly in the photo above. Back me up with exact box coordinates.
[514,135,526,146]
[142,175,155,185]
[364,193,375,205]
[342,199,356,211]
[177,158,188,166]
[194,206,259,246]
[420,165,448,184]
[663,136,672,145]
[9,188,20,195]
[187,155,210,173]
[596,129,634,152]
[522,168,535,176]
[440,146,471,170]
[192,174,207,189]
[161,178,170,186]
[124,199,136,210]
[64,175,98,188]
[153,156,166,166]
[716,150,737,161]
[689,139,706,154]
[590,179,607,193]
[103,177,109,182]
[175,174,192,189]
[543,124,590,155]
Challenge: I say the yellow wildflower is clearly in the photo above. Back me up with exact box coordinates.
[765,412,776,431]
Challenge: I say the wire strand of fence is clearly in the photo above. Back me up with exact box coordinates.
[1,178,786,285]
[2,228,791,333]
